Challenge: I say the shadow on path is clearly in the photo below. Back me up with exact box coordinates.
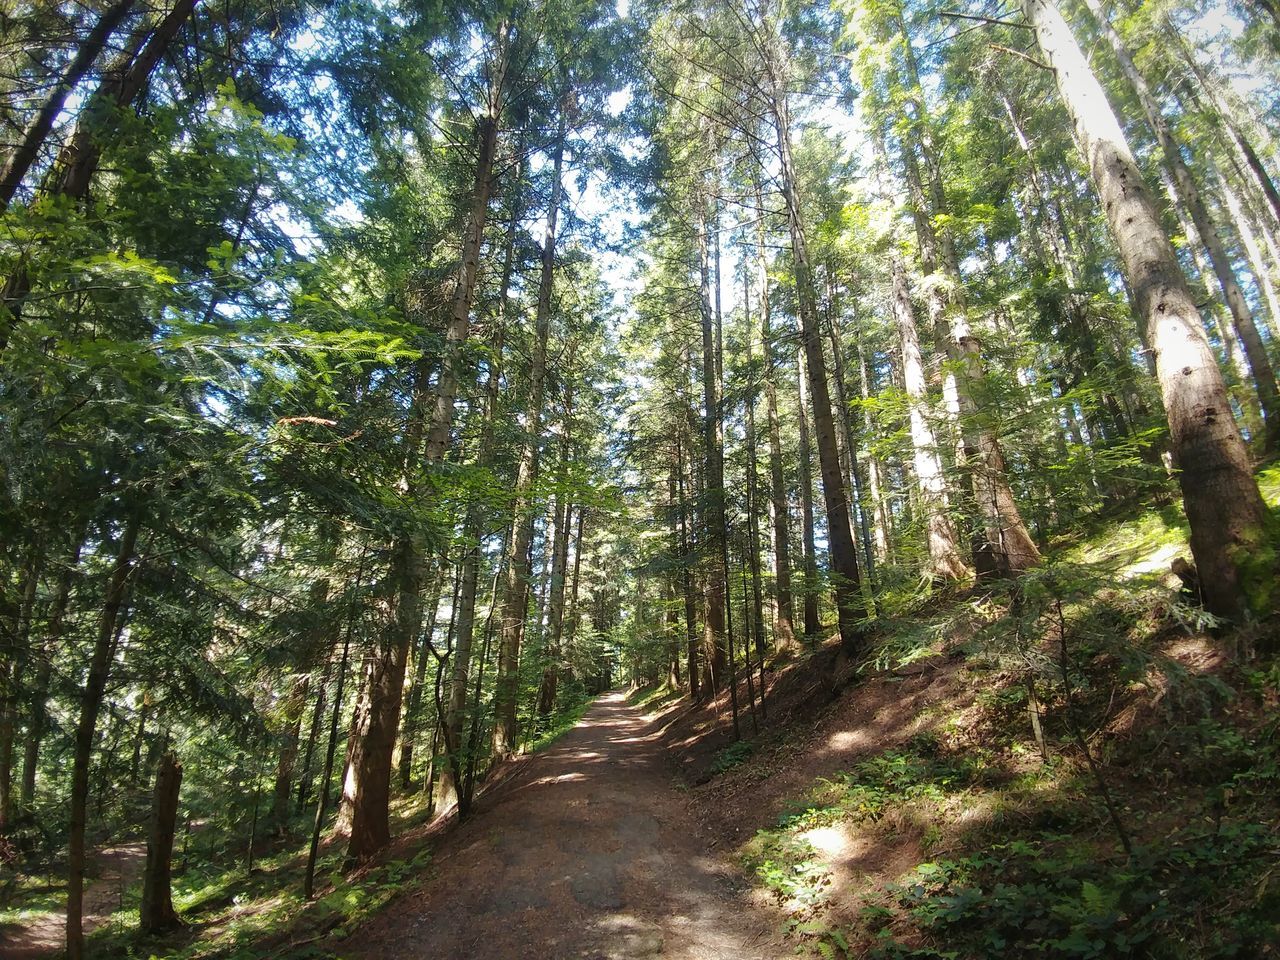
[346,691,781,959]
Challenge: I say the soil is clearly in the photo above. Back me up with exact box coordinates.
[0,841,146,959]
[342,691,784,959]
[655,645,969,927]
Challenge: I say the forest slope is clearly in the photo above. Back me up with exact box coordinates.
[652,486,1280,959]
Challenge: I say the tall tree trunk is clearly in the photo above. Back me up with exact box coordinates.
[824,289,878,588]
[795,351,821,643]
[743,277,768,657]
[853,325,892,559]
[537,399,574,718]
[697,200,729,686]
[438,169,521,811]
[1081,0,1280,452]
[675,439,701,698]
[295,651,330,814]
[139,751,182,934]
[894,20,1041,579]
[1216,164,1280,340]
[398,563,444,791]
[67,514,141,960]
[1156,166,1261,435]
[0,547,39,829]
[755,196,797,651]
[892,256,972,582]
[340,29,507,862]
[491,94,565,760]
[304,553,363,900]
[1175,34,1280,227]
[765,49,865,652]
[271,675,308,833]
[1024,0,1273,619]
[55,0,200,201]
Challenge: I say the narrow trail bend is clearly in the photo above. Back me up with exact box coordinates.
[348,692,780,959]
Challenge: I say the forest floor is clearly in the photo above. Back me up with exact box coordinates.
[0,841,145,958]
[342,691,782,959]
[648,475,1280,957]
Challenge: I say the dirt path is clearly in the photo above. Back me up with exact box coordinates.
[0,841,146,959]
[345,691,782,960]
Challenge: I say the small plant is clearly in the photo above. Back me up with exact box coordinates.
[710,739,754,775]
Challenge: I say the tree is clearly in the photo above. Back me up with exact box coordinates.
[1022,0,1274,619]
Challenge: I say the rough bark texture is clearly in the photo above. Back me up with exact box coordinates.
[339,537,423,861]
[892,257,972,582]
[1024,0,1271,619]
[139,751,182,934]
[1081,0,1280,453]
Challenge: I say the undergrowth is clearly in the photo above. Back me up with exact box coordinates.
[737,492,1280,959]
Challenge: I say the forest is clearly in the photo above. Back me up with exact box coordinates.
[0,0,1278,956]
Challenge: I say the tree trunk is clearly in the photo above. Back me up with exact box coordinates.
[853,326,892,559]
[765,51,865,652]
[1081,0,1280,453]
[675,439,700,698]
[67,514,141,960]
[698,200,729,686]
[0,548,39,829]
[892,256,972,582]
[795,352,821,643]
[0,0,136,209]
[824,291,877,588]
[54,0,200,201]
[755,199,797,651]
[491,94,565,760]
[340,31,507,862]
[304,555,362,899]
[438,171,520,811]
[1216,164,1280,341]
[271,674,308,833]
[398,563,444,791]
[1024,0,1272,619]
[139,751,182,934]
[895,18,1040,579]
[537,406,574,718]
[1176,35,1280,227]
[743,276,768,656]
[295,652,329,814]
